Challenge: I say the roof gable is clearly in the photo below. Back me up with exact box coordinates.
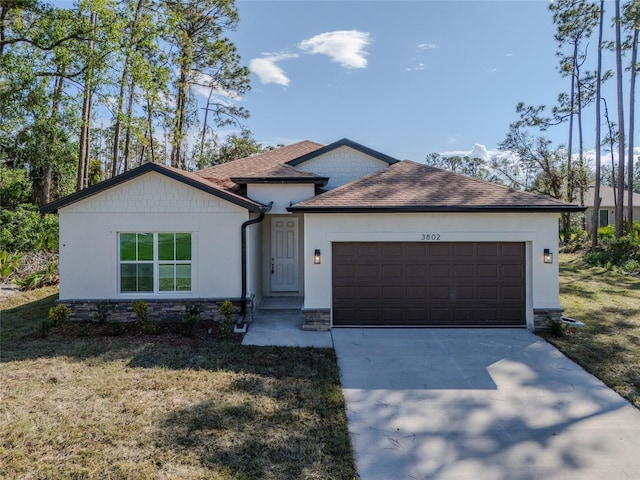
[584,185,640,208]
[289,161,584,213]
[286,138,399,167]
[197,140,324,181]
[41,162,267,214]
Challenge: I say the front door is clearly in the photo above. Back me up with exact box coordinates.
[271,217,299,292]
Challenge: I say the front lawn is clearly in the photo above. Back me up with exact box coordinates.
[0,289,355,480]
[553,253,640,408]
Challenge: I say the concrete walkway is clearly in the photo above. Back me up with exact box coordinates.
[332,328,640,480]
[241,298,333,348]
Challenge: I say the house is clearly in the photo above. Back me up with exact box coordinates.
[41,138,584,331]
[583,185,640,231]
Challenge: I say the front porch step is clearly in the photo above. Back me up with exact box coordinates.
[259,296,303,310]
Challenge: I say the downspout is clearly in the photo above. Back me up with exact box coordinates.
[237,202,272,330]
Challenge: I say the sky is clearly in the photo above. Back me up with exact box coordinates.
[230,0,576,162]
[45,0,628,164]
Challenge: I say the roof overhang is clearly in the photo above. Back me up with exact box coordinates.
[287,205,587,213]
[230,176,329,186]
[41,162,268,214]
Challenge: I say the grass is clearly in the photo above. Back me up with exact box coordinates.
[0,290,356,480]
[552,253,640,408]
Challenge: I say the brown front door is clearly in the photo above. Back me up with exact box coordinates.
[332,242,526,326]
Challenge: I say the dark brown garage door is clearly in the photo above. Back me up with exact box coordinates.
[332,242,525,326]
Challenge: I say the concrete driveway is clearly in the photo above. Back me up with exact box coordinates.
[331,328,640,480]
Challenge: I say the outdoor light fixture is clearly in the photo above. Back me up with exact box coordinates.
[314,249,321,264]
[543,248,553,264]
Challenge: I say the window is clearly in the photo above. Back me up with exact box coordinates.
[119,232,192,294]
[598,209,609,228]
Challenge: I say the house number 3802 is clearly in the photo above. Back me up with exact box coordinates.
[421,234,441,241]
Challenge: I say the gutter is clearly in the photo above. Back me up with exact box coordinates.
[236,202,273,332]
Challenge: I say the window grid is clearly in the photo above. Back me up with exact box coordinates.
[119,232,192,294]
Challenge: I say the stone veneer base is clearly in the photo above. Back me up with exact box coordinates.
[533,307,564,331]
[57,298,253,325]
[302,308,331,331]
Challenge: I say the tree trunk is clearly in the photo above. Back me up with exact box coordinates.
[615,0,626,238]
[77,11,97,191]
[627,27,638,230]
[592,0,605,250]
[122,77,135,171]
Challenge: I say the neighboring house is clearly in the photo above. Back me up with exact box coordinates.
[41,138,583,331]
[583,185,640,231]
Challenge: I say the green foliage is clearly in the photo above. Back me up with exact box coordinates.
[182,303,201,337]
[16,262,58,291]
[585,222,640,273]
[0,250,22,280]
[0,204,59,253]
[48,304,71,327]
[94,303,110,323]
[132,300,148,322]
[0,166,31,209]
[219,299,237,338]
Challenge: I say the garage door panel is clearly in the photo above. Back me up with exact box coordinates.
[407,286,427,299]
[477,243,499,256]
[503,286,524,301]
[358,286,380,299]
[332,242,525,326]
[454,308,475,322]
[382,286,405,299]
[501,243,524,256]
[429,286,449,299]
[478,286,499,300]
[407,264,426,278]
[357,264,379,279]
[454,264,474,278]
[455,286,475,300]
[478,264,499,278]
[430,264,450,277]
[382,264,404,277]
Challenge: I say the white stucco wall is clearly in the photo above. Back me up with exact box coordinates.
[302,212,562,329]
[246,184,315,214]
[295,146,390,189]
[58,172,249,300]
[246,215,264,306]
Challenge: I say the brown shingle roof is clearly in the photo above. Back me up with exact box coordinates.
[289,161,584,212]
[230,163,327,184]
[197,140,324,181]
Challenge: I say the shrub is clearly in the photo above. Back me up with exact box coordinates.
[132,300,148,322]
[182,304,201,336]
[48,304,71,327]
[219,300,237,338]
[0,204,59,253]
[16,262,58,290]
[0,250,22,280]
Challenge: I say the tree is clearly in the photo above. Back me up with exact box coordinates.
[550,0,600,232]
[424,152,502,183]
[614,0,626,238]
[163,0,250,169]
[592,0,605,250]
[624,0,640,230]
[495,124,567,201]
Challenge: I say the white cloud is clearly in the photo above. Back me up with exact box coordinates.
[406,63,426,72]
[191,72,243,102]
[249,53,299,86]
[417,43,437,50]
[299,30,371,69]
[470,144,490,161]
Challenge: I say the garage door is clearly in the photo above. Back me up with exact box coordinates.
[332,242,525,326]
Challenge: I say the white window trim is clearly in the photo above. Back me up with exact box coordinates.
[117,231,195,297]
